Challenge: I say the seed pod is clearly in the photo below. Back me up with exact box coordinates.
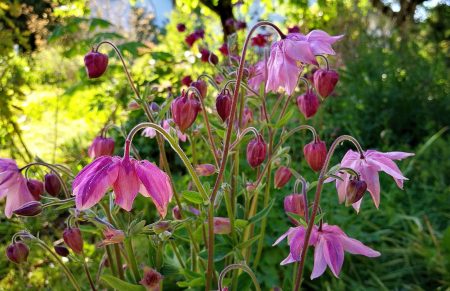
[6,242,29,264]
[303,139,327,172]
[63,228,83,254]
[44,173,61,197]
[246,135,267,168]
[84,51,108,78]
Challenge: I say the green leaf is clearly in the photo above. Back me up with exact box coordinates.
[234,219,248,229]
[150,51,174,62]
[236,235,260,250]
[117,41,147,56]
[314,212,326,224]
[177,277,204,288]
[100,275,145,291]
[248,198,275,224]
[129,220,146,236]
[89,18,112,31]
[182,191,204,204]
[275,107,295,128]
[286,212,307,227]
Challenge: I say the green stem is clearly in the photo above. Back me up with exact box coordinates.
[124,239,140,283]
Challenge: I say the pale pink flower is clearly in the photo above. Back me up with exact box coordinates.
[213,217,231,234]
[73,155,173,217]
[248,61,266,92]
[333,150,414,212]
[0,159,35,218]
[98,228,125,247]
[273,224,380,279]
[142,119,187,142]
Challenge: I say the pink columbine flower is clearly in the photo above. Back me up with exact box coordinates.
[72,144,173,217]
[266,30,343,95]
[98,228,125,247]
[333,150,414,212]
[273,224,380,279]
[142,119,187,143]
[248,61,266,92]
[213,217,231,234]
[0,158,35,218]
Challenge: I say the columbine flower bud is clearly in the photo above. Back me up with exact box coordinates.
[216,89,232,122]
[54,245,70,257]
[88,136,115,159]
[296,89,320,119]
[313,69,339,98]
[172,206,182,220]
[213,217,231,234]
[153,221,171,234]
[63,228,83,254]
[84,51,108,78]
[13,201,42,217]
[345,179,367,206]
[246,182,256,192]
[44,173,61,197]
[274,167,292,189]
[6,242,29,264]
[284,194,306,225]
[150,102,160,112]
[303,138,327,172]
[140,267,163,291]
[191,80,207,99]
[27,179,44,200]
[171,91,201,132]
[181,75,192,86]
[199,48,218,65]
[176,23,186,32]
[246,135,267,168]
[195,164,216,176]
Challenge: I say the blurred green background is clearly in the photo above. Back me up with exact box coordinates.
[0,0,449,290]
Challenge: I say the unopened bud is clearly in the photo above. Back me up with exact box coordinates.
[216,89,232,122]
[191,80,208,99]
[195,164,216,176]
[213,217,231,234]
[345,179,367,206]
[153,221,171,234]
[171,91,201,132]
[246,135,267,168]
[274,167,292,189]
[44,173,62,197]
[284,194,306,225]
[13,201,42,217]
[88,136,115,159]
[297,89,320,119]
[140,266,163,290]
[63,228,83,254]
[303,138,327,172]
[6,242,29,264]
[54,245,70,257]
[172,206,182,220]
[27,179,44,200]
[313,69,339,98]
[84,51,108,78]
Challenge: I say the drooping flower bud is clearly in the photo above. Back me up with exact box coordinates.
[84,51,109,78]
[313,69,339,98]
[216,89,232,122]
[27,179,44,200]
[128,100,141,111]
[235,20,247,30]
[246,135,267,168]
[153,221,171,234]
[297,89,320,119]
[190,79,207,98]
[213,217,231,234]
[6,242,29,264]
[181,75,193,87]
[88,136,115,159]
[176,23,186,32]
[63,228,83,254]
[54,245,70,257]
[172,206,182,220]
[195,164,216,176]
[44,173,61,197]
[303,138,327,172]
[287,25,300,33]
[246,182,256,192]
[171,91,201,132]
[274,167,292,189]
[98,228,126,247]
[251,34,268,47]
[345,179,367,206]
[219,43,229,56]
[140,266,163,291]
[284,194,306,225]
[150,102,160,112]
[199,48,218,65]
[13,201,42,217]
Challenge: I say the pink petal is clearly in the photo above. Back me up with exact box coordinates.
[306,30,344,44]
[368,156,408,188]
[359,164,380,209]
[308,41,336,55]
[112,159,140,211]
[136,160,173,218]
[73,156,114,190]
[273,227,295,246]
[284,39,318,65]
[280,253,297,265]
[290,227,306,260]
[323,235,344,278]
[311,238,327,279]
[142,127,157,138]
[369,150,414,161]
[340,236,381,257]
[5,179,35,218]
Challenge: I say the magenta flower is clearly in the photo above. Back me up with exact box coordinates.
[266,30,343,94]
[0,159,35,218]
[333,150,414,211]
[73,153,173,217]
[274,224,380,279]
[88,136,115,159]
[142,119,187,142]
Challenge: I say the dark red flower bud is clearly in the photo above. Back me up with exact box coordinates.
[219,43,229,56]
[274,167,292,189]
[185,33,197,47]
[303,138,327,172]
[195,164,216,176]
[297,89,320,119]
[313,69,339,98]
[235,20,247,30]
[200,48,218,65]
[84,51,108,78]
[216,89,232,122]
[172,206,182,220]
[345,179,367,206]
[44,173,61,197]
[6,242,29,264]
[27,179,44,200]
[284,194,306,225]
[190,79,207,98]
[150,102,160,112]
[171,91,201,132]
[225,18,235,27]
[287,25,301,33]
[246,135,267,168]
[88,136,115,159]
[193,29,205,39]
[13,201,42,217]
[176,23,186,32]
[54,245,70,257]
[181,75,193,87]
[251,34,268,47]
[140,267,163,290]
[63,228,83,254]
